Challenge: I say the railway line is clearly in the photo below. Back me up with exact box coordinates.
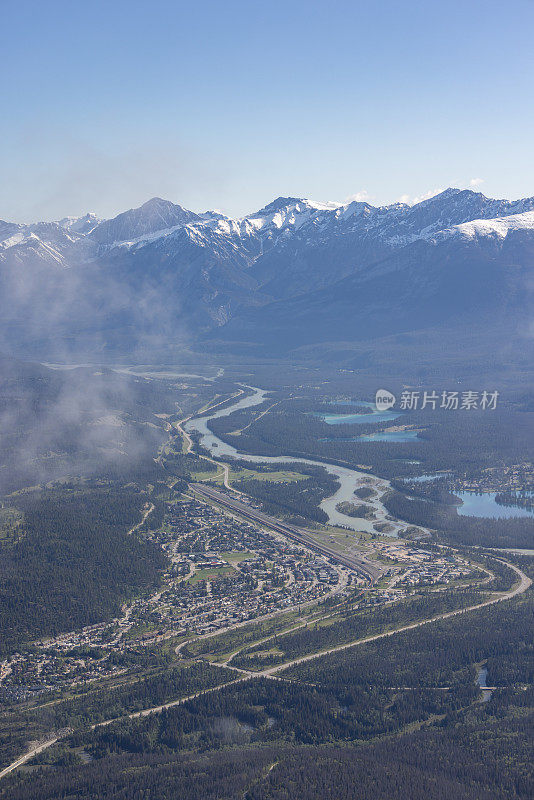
[191,482,383,583]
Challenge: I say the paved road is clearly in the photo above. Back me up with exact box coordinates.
[258,559,531,676]
[175,417,194,455]
[0,559,529,782]
[1,393,528,783]
[92,676,252,728]
[0,736,59,780]
[73,561,534,725]
[175,411,241,494]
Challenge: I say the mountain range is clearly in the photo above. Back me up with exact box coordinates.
[1,189,533,370]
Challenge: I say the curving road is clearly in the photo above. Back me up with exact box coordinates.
[0,381,530,781]
[259,559,531,676]
[127,502,155,535]
[175,412,240,494]
[0,559,528,783]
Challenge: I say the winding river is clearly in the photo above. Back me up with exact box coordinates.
[184,386,425,537]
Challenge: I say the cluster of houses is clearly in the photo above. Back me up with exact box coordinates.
[0,493,480,703]
[0,492,353,700]
[142,497,349,636]
[0,649,127,703]
[372,542,474,589]
[452,461,533,494]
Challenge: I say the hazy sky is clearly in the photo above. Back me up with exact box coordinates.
[3,0,533,222]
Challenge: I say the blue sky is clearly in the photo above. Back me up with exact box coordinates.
[3,0,533,221]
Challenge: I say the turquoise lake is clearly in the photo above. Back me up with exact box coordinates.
[314,401,402,426]
[321,429,420,443]
[314,401,420,443]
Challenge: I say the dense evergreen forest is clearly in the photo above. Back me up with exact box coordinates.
[0,661,237,769]
[0,485,167,655]
[285,592,534,689]
[3,628,531,797]
[233,588,488,670]
[4,712,532,800]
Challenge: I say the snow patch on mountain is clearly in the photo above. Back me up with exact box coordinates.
[0,230,26,250]
[439,210,534,241]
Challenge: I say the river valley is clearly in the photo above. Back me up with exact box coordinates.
[184,386,426,536]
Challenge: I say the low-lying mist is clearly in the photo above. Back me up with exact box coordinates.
[0,356,180,495]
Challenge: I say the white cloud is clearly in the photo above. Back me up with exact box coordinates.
[398,180,485,206]
[397,188,444,206]
[345,190,371,203]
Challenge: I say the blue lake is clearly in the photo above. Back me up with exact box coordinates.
[314,401,420,443]
[321,430,420,443]
[456,491,534,519]
[314,400,402,426]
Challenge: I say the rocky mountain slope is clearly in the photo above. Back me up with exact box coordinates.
[0,189,533,362]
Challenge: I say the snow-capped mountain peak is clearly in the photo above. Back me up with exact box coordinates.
[1,187,533,360]
[57,212,101,235]
[244,196,339,237]
[2,186,534,283]
[89,198,201,246]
